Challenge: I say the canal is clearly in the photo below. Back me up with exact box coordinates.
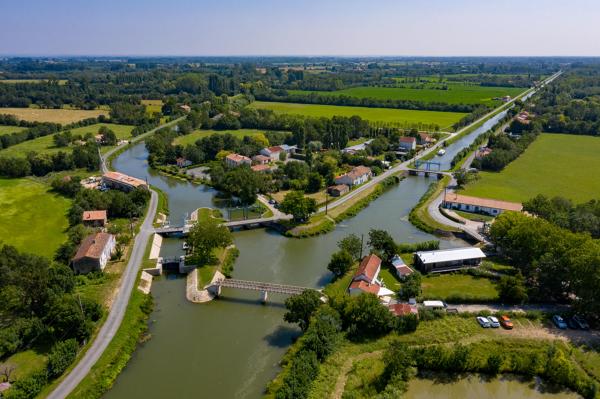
[103,101,564,398]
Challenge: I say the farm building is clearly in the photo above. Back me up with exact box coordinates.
[398,136,416,151]
[414,247,486,273]
[82,210,107,227]
[102,171,148,192]
[72,232,116,274]
[391,255,414,280]
[443,192,522,216]
[225,153,251,168]
[327,184,350,197]
[335,166,372,187]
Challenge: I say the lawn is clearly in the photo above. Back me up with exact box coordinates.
[0,125,26,136]
[0,123,133,157]
[0,178,70,258]
[249,101,466,130]
[141,99,163,115]
[0,107,107,123]
[420,273,498,302]
[288,84,526,106]
[173,128,275,146]
[463,133,600,203]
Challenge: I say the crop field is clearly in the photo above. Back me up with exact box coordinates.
[0,107,108,123]
[463,133,600,203]
[0,178,70,257]
[0,123,133,157]
[0,125,26,136]
[288,84,526,105]
[173,129,273,146]
[249,101,466,130]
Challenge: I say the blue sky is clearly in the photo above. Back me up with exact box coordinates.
[1,0,599,56]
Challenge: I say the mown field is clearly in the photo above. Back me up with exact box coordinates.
[0,123,133,157]
[249,101,466,130]
[288,84,526,105]
[421,273,499,302]
[0,178,70,257]
[0,125,26,136]
[0,107,107,123]
[463,133,600,203]
[141,99,163,115]
[173,128,273,146]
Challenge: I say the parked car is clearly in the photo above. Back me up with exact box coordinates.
[488,316,501,328]
[567,317,579,330]
[552,315,568,329]
[500,315,513,329]
[477,316,491,328]
[573,315,590,330]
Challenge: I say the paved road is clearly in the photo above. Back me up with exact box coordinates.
[47,119,183,399]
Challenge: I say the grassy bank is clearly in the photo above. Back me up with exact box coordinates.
[408,175,460,234]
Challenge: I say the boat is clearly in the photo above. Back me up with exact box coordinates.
[437,149,446,156]
[182,242,189,250]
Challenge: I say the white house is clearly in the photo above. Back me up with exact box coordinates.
[260,146,284,161]
[334,166,372,188]
[443,192,522,216]
[72,232,116,274]
[399,136,417,151]
[225,153,252,168]
[347,254,394,298]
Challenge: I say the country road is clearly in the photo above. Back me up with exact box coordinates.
[47,119,185,399]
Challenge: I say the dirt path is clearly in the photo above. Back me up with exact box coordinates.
[331,350,383,399]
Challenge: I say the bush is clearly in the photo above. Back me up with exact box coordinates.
[4,370,48,399]
[47,339,79,378]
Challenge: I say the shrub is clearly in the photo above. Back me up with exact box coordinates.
[47,339,79,378]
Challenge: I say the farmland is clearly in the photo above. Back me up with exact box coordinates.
[0,123,133,157]
[0,178,70,257]
[141,99,163,115]
[463,133,600,203]
[249,101,466,130]
[173,128,276,146]
[288,84,526,105]
[0,125,26,136]
[0,107,107,123]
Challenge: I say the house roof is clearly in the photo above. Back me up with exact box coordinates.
[355,254,381,282]
[389,303,418,316]
[395,265,414,277]
[349,280,381,295]
[226,153,251,163]
[399,136,416,143]
[444,192,523,212]
[103,171,147,188]
[338,165,372,181]
[328,184,349,192]
[391,254,405,267]
[251,164,271,172]
[252,154,271,162]
[82,210,107,221]
[418,132,433,141]
[416,247,486,265]
[73,232,113,261]
[264,146,283,154]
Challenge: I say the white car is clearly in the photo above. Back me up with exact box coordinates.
[488,316,501,328]
[477,316,491,328]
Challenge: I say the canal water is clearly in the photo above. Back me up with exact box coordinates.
[104,107,557,399]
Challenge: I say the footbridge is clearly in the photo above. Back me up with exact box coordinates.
[154,214,291,236]
[210,278,317,302]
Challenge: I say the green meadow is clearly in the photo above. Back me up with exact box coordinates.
[288,84,526,106]
[0,125,26,136]
[463,133,600,203]
[173,129,270,146]
[249,101,466,130]
[0,178,70,257]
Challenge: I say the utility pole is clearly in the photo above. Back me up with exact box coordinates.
[325,193,329,215]
[360,234,364,259]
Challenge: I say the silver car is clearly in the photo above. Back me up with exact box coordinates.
[477,316,491,328]
[488,316,501,328]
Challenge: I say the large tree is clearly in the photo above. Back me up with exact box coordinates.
[327,250,354,278]
[283,289,322,331]
[186,218,233,265]
[279,191,317,222]
[337,234,363,260]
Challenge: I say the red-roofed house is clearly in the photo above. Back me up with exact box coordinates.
[225,153,251,168]
[334,166,372,188]
[399,136,417,151]
[251,164,271,173]
[388,303,419,317]
[417,132,434,146]
[72,232,116,274]
[391,255,414,280]
[260,146,284,161]
[82,210,107,227]
[354,254,382,284]
[252,154,271,165]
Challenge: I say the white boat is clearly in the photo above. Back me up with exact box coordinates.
[182,242,189,250]
[437,149,446,156]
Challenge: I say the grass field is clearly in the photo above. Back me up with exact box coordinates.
[0,79,68,85]
[141,99,163,115]
[0,124,26,136]
[249,101,466,130]
[173,129,270,146]
[0,123,133,157]
[0,107,107,123]
[288,84,526,106]
[421,273,498,302]
[0,178,70,257]
[463,133,600,203]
